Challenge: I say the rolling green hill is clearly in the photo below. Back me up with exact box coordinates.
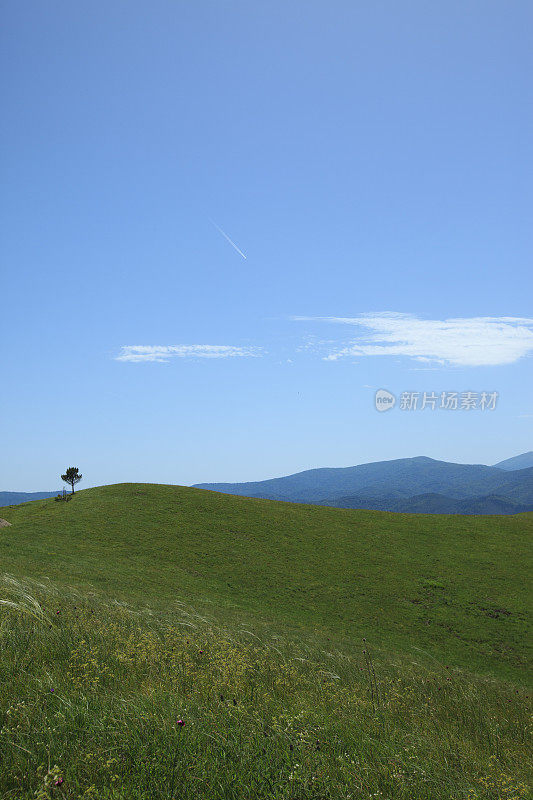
[1,485,532,799]
[1,483,531,682]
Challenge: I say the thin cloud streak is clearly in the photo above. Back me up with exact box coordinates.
[116,345,262,363]
[292,313,533,367]
[209,219,247,259]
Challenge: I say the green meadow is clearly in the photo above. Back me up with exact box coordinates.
[0,484,531,799]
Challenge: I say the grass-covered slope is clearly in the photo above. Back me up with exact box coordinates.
[1,483,531,682]
[1,577,531,800]
[1,485,532,799]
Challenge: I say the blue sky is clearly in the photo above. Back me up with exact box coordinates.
[1,1,532,491]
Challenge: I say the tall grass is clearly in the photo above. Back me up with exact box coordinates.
[1,576,530,799]
[2,484,531,688]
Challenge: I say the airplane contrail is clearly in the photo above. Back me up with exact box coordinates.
[209,219,247,259]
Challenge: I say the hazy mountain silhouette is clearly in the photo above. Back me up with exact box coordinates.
[194,455,533,514]
[493,451,533,471]
[0,491,59,507]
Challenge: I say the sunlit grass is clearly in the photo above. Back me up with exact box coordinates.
[1,484,531,686]
[1,577,531,799]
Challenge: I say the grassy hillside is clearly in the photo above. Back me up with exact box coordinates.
[0,483,531,682]
[1,485,531,799]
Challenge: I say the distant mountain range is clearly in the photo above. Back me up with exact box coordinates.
[194,452,533,515]
[0,491,59,507]
[493,451,533,471]
[2,452,532,513]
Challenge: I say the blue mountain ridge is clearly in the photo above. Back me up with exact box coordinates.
[0,491,59,507]
[193,454,533,515]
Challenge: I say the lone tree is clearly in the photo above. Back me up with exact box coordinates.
[61,467,82,495]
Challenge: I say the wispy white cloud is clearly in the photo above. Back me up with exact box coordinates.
[116,345,262,363]
[292,313,533,367]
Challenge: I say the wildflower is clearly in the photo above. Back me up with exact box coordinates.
[56,611,61,615]
[177,719,185,727]
[54,778,64,786]
[199,650,204,654]
[50,688,55,693]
